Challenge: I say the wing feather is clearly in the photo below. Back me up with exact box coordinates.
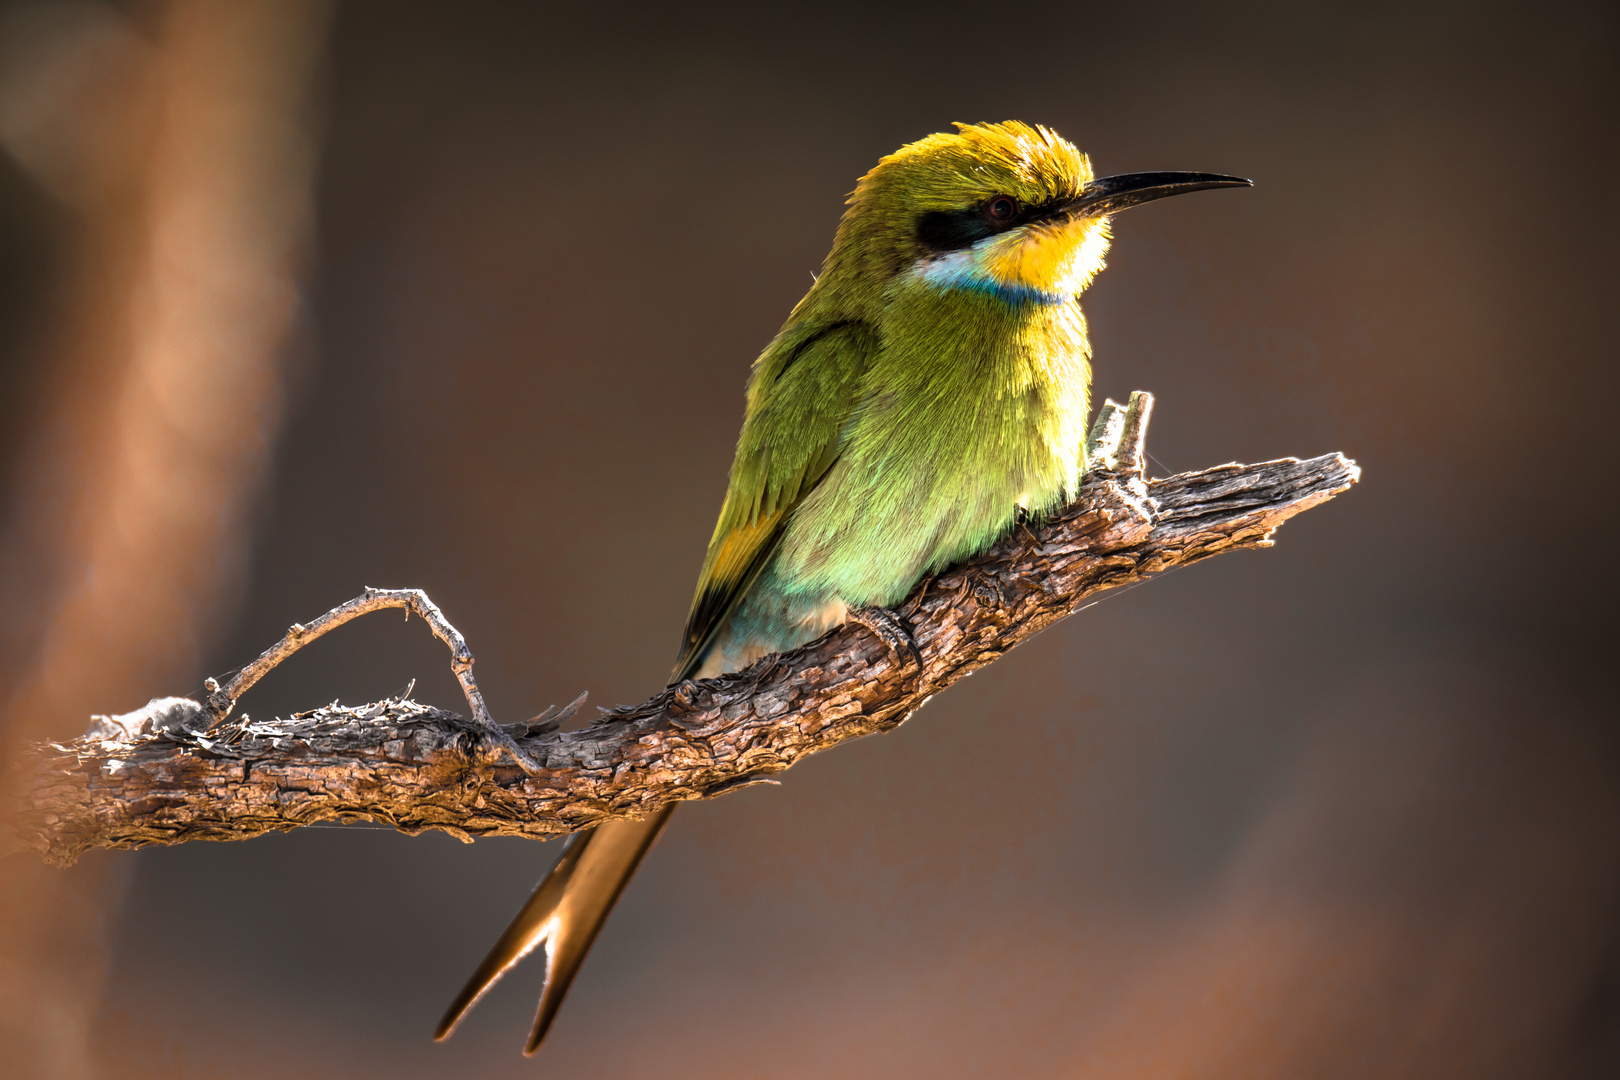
[671,320,874,682]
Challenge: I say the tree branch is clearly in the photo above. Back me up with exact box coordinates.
[5,393,1359,867]
[197,587,545,772]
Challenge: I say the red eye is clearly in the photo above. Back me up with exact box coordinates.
[986,196,1018,222]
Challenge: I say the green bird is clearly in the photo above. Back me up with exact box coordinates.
[435,120,1248,1054]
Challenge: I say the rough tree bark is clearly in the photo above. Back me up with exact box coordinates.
[4,393,1359,867]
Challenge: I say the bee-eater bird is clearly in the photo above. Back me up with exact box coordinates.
[435,120,1249,1054]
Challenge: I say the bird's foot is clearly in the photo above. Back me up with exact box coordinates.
[847,606,924,676]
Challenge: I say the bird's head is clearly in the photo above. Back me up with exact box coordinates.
[810,121,1248,311]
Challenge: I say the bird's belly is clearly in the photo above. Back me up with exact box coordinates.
[780,421,1076,607]
[701,433,1070,678]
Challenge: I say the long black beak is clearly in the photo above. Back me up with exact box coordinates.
[1068,171,1252,217]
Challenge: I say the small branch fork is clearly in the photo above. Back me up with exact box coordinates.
[4,393,1360,867]
[201,588,543,773]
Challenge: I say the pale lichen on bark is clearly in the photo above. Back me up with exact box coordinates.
[4,393,1360,867]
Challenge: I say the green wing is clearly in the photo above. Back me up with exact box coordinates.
[671,320,875,682]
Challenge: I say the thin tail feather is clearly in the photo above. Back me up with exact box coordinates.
[434,805,676,1052]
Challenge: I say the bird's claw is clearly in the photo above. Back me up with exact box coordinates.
[847,606,924,676]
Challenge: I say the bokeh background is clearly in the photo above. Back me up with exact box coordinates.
[1,1,1615,1077]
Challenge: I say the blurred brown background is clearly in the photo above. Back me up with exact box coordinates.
[0,0,1615,1077]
